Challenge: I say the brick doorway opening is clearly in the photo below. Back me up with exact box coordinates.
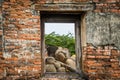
[40,11,86,79]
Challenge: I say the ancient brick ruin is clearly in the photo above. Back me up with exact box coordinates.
[83,43,120,80]
[0,0,120,80]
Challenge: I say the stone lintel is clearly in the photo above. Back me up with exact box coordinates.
[35,3,94,11]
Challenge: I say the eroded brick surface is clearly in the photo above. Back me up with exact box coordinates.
[83,43,120,80]
[1,0,41,79]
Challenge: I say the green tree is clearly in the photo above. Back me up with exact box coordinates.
[45,32,75,55]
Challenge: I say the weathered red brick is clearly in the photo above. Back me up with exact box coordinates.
[33,61,41,65]
[87,55,96,59]
[111,49,119,56]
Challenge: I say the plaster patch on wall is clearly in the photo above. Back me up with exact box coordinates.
[86,12,120,49]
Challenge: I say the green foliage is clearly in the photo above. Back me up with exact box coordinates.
[45,32,75,55]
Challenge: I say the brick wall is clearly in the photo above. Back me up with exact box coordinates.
[1,0,41,79]
[0,0,119,79]
[83,43,120,80]
[0,1,4,79]
[93,0,120,13]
